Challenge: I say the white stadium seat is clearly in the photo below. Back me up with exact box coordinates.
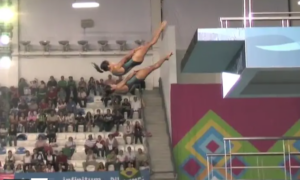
[75,133,86,140]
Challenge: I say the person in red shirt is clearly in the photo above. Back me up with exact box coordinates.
[39,99,49,111]
[47,87,58,108]
[56,151,68,171]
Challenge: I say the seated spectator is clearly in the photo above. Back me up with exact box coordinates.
[10,87,19,108]
[7,124,17,146]
[123,121,133,144]
[66,98,76,114]
[23,150,32,171]
[97,79,105,96]
[94,109,104,132]
[67,76,76,89]
[106,134,118,153]
[57,99,67,113]
[47,125,56,143]
[103,109,114,132]
[112,99,122,114]
[19,112,27,132]
[121,98,132,118]
[84,134,97,154]
[57,76,67,89]
[4,150,15,170]
[116,149,126,170]
[18,100,28,115]
[39,99,50,112]
[65,112,75,132]
[77,87,87,108]
[18,78,28,96]
[67,86,77,104]
[95,135,105,158]
[85,112,93,132]
[135,148,148,169]
[105,150,117,171]
[5,164,14,173]
[27,111,37,132]
[35,136,47,153]
[47,76,57,89]
[87,77,97,96]
[125,146,136,168]
[45,164,54,172]
[97,162,106,171]
[0,124,8,146]
[28,100,38,112]
[57,88,66,102]
[131,97,142,119]
[114,111,126,132]
[27,111,37,121]
[78,77,87,91]
[56,151,68,171]
[15,164,23,173]
[82,149,98,171]
[63,137,76,159]
[75,113,86,132]
[36,111,47,132]
[58,112,66,132]
[133,121,143,144]
[47,87,58,108]
[47,110,59,128]
[68,164,76,172]
[105,75,116,85]
[45,151,57,170]
[38,81,48,101]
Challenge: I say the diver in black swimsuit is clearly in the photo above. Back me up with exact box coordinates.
[104,52,173,95]
[92,21,167,77]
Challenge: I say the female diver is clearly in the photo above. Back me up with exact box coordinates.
[104,52,173,95]
[92,21,167,76]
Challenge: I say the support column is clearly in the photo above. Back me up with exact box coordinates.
[150,0,162,87]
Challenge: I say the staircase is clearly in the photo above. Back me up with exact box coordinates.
[142,89,175,180]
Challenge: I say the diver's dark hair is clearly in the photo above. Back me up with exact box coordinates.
[92,60,109,73]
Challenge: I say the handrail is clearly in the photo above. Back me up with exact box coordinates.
[252,12,300,15]
[224,136,300,141]
[220,16,300,21]
[207,152,300,157]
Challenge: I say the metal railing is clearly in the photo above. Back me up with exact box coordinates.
[207,137,300,180]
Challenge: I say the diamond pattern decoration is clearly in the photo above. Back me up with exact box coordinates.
[181,155,205,179]
[226,157,248,179]
[280,156,300,178]
[204,169,225,180]
[293,140,300,152]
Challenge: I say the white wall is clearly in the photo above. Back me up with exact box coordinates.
[160,26,177,136]
[17,54,154,89]
[19,0,152,46]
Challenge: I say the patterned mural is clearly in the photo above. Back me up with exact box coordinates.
[170,84,300,180]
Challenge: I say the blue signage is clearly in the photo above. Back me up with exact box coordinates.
[15,170,150,180]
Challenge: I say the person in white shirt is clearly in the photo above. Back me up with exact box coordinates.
[65,137,76,159]
[131,97,142,118]
[65,112,75,132]
[116,150,127,170]
[125,146,136,168]
[123,121,133,144]
[77,88,87,108]
[106,134,118,153]
[4,150,15,170]
[84,134,97,154]
[23,150,32,170]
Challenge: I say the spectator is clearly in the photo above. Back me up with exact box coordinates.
[19,112,27,132]
[82,149,98,171]
[112,99,122,114]
[4,150,15,170]
[105,150,117,171]
[95,135,105,158]
[123,121,133,144]
[78,77,87,91]
[75,113,86,132]
[114,111,125,132]
[47,111,59,128]
[85,112,93,132]
[135,148,148,169]
[103,109,114,132]
[57,76,68,89]
[125,146,136,168]
[36,111,47,132]
[105,75,116,85]
[47,87,58,108]
[47,76,57,89]
[18,78,28,96]
[39,99,49,112]
[116,149,126,170]
[27,111,37,132]
[35,136,46,153]
[45,164,54,172]
[67,76,76,88]
[15,164,23,173]
[97,79,105,96]
[94,109,104,132]
[23,150,32,171]
[0,124,8,146]
[30,79,39,95]
[18,100,28,115]
[133,121,143,144]
[66,86,77,104]
[45,150,57,170]
[64,137,76,159]
[58,112,67,132]
[77,88,87,108]
[131,97,142,119]
[66,98,76,114]
[65,112,75,132]
[38,81,48,101]
[47,125,56,143]
[106,134,118,153]
[97,162,106,171]
[7,124,17,146]
[57,88,66,101]
[121,98,131,118]
[87,77,97,96]
[84,134,97,154]
[5,164,14,173]
[28,100,38,112]
[56,151,68,171]
[26,165,36,172]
